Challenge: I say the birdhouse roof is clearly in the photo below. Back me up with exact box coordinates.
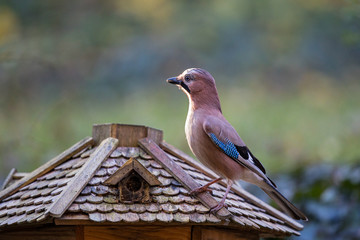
[0,124,303,238]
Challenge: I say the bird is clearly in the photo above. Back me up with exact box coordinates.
[166,68,307,220]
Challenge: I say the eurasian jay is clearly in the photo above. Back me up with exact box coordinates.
[166,68,307,220]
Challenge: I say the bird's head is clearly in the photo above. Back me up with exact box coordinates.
[166,68,216,96]
[166,68,221,111]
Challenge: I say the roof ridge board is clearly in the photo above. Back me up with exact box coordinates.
[47,137,119,218]
[160,142,220,181]
[1,168,17,191]
[138,138,231,220]
[160,141,304,231]
[0,137,94,202]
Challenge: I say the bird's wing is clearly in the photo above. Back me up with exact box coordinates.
[234,145,266,174]
[203,116,275,186]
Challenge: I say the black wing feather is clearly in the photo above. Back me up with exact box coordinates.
[235,145,266,174]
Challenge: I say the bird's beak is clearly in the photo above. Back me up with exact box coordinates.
[166,77,181,85]
[167,76,191,94]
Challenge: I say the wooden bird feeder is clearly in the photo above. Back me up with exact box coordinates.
[0,123,304,240]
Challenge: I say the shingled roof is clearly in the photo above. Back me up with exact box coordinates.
[0,124,303,238]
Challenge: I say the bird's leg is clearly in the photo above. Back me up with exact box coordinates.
[189,177,222,195]
[210,179,233,213]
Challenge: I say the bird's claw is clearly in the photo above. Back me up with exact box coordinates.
[210,202,228,213]
[189,186,213,195]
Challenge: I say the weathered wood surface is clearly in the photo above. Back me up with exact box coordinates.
[84,225,191,240]
[0,168,16,190]
[48,137,118,217]
[138,138,231,219]
[93,124,163,146]
[76,226,84,240]
[192,226,259,240]
[0,226,77,240]
[160,142,220,180]
[55,214,90,225]
[161,141,304,231]
[12,172,28,179]
[104,158,160,186]
[104,159,133,185]
[0,137,94,201]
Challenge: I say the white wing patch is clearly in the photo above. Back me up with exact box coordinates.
[247,152,255,164]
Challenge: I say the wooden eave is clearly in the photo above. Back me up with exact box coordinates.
[0,137,94,201]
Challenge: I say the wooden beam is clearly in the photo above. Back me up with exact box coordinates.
[76,226,84,240]
[0,137,94,201]
[12,172,28,179]
[48,137,119,218]
[103,159,133,185]
[84,225,191,240]
[55,214,90,225]
[160,142,220,180]
[104,158,160,186]
[0,226,78,240]
[192,226,259,240]
[138,138,231,219]
[160,141,304,231]
[1,168,17,190]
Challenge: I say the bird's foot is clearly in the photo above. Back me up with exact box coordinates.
[189,185,213,195]
[210,202,228,213]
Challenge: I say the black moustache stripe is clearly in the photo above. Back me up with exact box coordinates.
[181,82,191,94]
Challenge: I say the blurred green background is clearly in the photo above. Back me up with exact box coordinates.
[0,1,359,239]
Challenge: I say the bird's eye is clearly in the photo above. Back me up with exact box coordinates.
[184,75,191,82]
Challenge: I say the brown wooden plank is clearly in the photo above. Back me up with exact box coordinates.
[0,137,94,201]
[84,225,191,240]
[76,226,84,240]
[93,124,163,147]
[160,141,220,180]
[146,127,163,145]
[0,168,16,190]
[48,137,118,217]
[0,226,77,240]
[193,226,259,240]
[133,158,161,186]
[55,214,90,225]
[191,226,202,240]
[104,159,133,185]
[160,141,304,231]
[138,138,231,219]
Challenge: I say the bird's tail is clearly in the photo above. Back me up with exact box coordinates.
[261,186,308,221]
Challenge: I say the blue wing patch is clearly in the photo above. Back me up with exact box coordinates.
[209,133,239,159]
